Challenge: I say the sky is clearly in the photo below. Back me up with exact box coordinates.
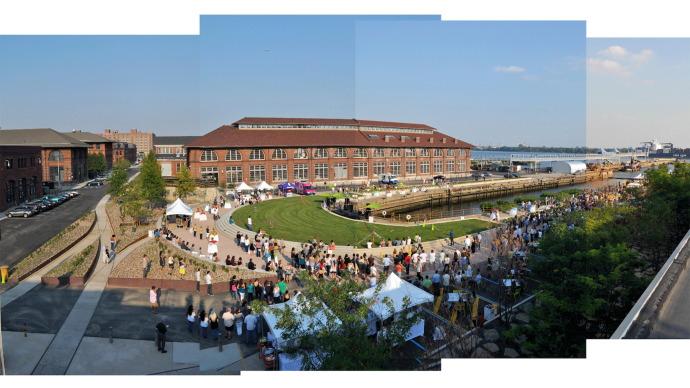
[10,19,686,149]
[586,38,690,148]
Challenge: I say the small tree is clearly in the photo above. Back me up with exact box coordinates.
[138,150,166,206]
[107,161,130,198]
[88,152,108,175]
[175,164,196,199]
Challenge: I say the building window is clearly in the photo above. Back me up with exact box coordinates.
[49,166,64,182]
[334,148,348,158]
[459,149,467,157]
[419,148,430,157]
[96,144,101,150]
[313,148,328,159]
[353,148,368,158]
[294,148,308,159]
[272,164,287,182]
[30,176,38,195]
[446,160,455,173]
[458,160,467,172]
[249,165,265,182]
[420,161,430,174]
[225,150,242,161]
[200,150,218,162]
[158,147,173,154]
[176,163,187,172]
[200,167,218,174]
[249,149,265,160]
[390,148,401,157]
[406,161,416,175]
[226,166,243,183]
[49,150,64,161]
[17,178,26,200]
[334,163,347,180]
[293,164,309,181]
[446,149,455,157]
[372,148,385,158]
[434,160,443,174]
[314,163,329,180]
[5,180,15,204]
[373,162,385,176]
[405,148,416,157]
[272,149,287,160]
[353,163,368,178]
[176,148,186,155]
[433,149,443,157]
[390,162,401,176]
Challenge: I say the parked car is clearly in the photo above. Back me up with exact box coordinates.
[378,173,399,185]
[55,193,71,201]
[296,181,316,195]
[504,173,520,178]
[42,195,63,205]
[22,203,41,214]
[88,180,104,186]
[5,207,34,218]
[432,175,445,180]
[66,190,79,197]
[30,200,52,211]
[484,172,493,177]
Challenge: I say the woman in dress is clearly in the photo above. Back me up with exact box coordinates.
[471,237,476,254]
[167,254,175,274]
[284,262,293,284]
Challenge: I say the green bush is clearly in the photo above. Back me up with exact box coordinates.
[540,192,554,198]
[496,199,511,206]
[514,196,539,204]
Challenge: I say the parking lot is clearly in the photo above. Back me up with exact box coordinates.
[0,169,136,268]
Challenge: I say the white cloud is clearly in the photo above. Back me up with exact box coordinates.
[630,49,654,63]
[492,66,525,73]
[587,58,633,77]
[597,46,628,59]
[522,74,540,81]
[643,79,656,85]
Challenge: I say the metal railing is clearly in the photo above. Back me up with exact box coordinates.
[379,208,483,223]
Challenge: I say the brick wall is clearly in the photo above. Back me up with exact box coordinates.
[1,146,44,211]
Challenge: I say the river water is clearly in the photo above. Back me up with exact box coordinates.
[472,150,637,167]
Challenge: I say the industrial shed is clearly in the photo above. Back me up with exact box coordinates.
[552,161,587,174]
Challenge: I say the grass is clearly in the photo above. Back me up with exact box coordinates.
[232,195,493,247]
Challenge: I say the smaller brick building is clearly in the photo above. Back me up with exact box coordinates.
[113,142,137,165]
[153,136,199,177]
[1,145,43,212]
[62,130,115,170]
[97,128,155,157]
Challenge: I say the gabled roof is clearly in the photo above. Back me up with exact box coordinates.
[153,136,200,146]
[185,125,474,149]
[0,128,90,148]
[61,131,115,144]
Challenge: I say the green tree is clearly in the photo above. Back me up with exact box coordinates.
[174,164,196,199]
[107,161,130,198]
[116,159,132,169]
[138,150,166,206]
[249,272,419,370]
[118,179,153,225]
[88,152,107,175]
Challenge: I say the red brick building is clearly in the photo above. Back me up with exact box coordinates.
[184,118,473,185]
[153,136,199,177]
[62,130,115,170]
[1,145,44,212]
[113,142,137,165]
[97,128,155,157]
[0,128,90,188]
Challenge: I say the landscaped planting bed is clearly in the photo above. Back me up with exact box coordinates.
[42,240,100,285]
[105,203,164,252]
[110,238,272,283]
[9,211,96,281]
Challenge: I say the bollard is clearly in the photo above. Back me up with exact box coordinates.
[24,322,27,337]
[109,326,113,343]
[218,336,223,352]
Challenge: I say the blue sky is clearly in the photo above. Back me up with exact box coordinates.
[0,17,588,147]
[586,38,690,148]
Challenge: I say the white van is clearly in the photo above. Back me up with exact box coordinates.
[378,174,399,184]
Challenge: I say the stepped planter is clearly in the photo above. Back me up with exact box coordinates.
[41,240,100,286]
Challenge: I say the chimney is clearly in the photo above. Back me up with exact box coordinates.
[385,136,389,143]
[400,136,405,143]
[415,137,420,143]
[441,138,446,144]
[454,139,458,144]
[430,137,434,144]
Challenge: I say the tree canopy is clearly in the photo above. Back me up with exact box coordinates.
[138,150,166,206]
[174,164,196,199]
[87,152,107,174]
[107,161,130,197]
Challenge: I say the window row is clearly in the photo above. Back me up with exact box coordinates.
[5,176,38,204]
[200,147,470,162]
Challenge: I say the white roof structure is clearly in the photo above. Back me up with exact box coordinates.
[255,181,274,190]
[356,274,434,320]
[552,161,587,175]
[262,292,341,347]
[166,198,193,216]
[235,182,253,191]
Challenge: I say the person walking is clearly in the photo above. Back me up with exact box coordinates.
[247,216,253,232]
[142,254,148,278]
[222,307,235,339]
[195,268,201,293]
[150,286,158,314]
[193,225,197,237]
[205,226,210,240]
[449,230,455,246]
[102,244,108,264]
[205,271,214,296]
[156,318,167,353]
[186,305,196,332]
[209,309,219,340]
[110,234,115,252]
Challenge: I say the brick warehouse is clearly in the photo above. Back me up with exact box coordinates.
[184,118,473,186]
[0,145,43,212]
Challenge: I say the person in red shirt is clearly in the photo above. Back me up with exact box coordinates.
[404,254,412,275]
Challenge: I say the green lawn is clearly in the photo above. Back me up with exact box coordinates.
[232,195,493,247]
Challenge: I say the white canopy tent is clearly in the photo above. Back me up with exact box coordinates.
[166,198,193,216]
[255,181,274,191]
[356,274,434,321]
[235,182,253,191]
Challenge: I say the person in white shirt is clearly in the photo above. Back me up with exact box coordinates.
[466,265,473,278]
[247,216,253,232]
[370,265,378,278]
[429,250,436,270]
[367,240,373,249]
[406,237,412,246]
[419,251,428,271]
[382,255,391,273]
[464,236,472,249]
[442,272,450,287]
[222,307,235,339]
[244,313,258,344]
[477,234,482,250]
[205,271,214,296]
[195,268,201,294]
[369,276,377,288]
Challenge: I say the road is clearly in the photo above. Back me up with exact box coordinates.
[649,241,690,338]
[0,168,137,268]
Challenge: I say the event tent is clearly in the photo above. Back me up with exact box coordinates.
[255,181,274,190]
[235,182,253,191]
[277,181,296,190]
[356,274,434,320]
[166,198,193,216]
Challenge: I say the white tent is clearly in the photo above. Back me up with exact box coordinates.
[632,173,644,180]
[235,182,253,191]
[166,198,193,216]
[262,292,341,348]
[255,181,274,190]
[356,274,434,320]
